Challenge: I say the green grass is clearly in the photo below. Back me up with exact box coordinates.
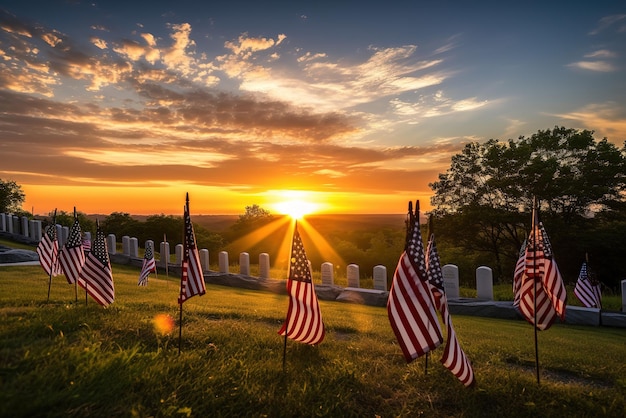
[0,263,625,417]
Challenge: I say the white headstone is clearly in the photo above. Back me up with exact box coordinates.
[442,264,460,299]
[54,225,62,247]
[122,236,130,255]
[199,249,209,272]
[621,279,626,312]
[129,237,139,258]
[239,252,250,275]
[175,244,184,265]
[373,265,387,291]
[7,215,14,233]
[107,234,116,255]
[476,266,493,300]
[61,226,69,246]
[259,253,270,279]
[321,262,334,286]
[219,251,229,273]
[30,220,42,241]
[20,217,29,237]
[159,241,170,266]
[145,240,154,255]
[347,264,360,288]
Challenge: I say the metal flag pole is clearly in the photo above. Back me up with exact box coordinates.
[164,233,169,279]
[586,253,603,325]
[73,207,78,303]
[531,197,540,385]
[46,209,57,303]
[282,220,297,373]
[178,196,189,355]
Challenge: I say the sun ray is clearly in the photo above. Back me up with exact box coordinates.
[297,217,346,269]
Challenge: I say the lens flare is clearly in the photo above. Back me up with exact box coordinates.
[153,313,175,335]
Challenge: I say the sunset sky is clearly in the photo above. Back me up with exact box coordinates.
[1,1,625,216]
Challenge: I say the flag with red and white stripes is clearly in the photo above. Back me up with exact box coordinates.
[514,207,566,330]
[37,223,61,277]
[512,239,527,308]
[59,216,85,285]
[79,221,114,306]
[426,234,475,387]
[387,202,442,362]
[178,199,205,304]
[574,262,602,308]
[278,224,325,345]
[138,242,156,286]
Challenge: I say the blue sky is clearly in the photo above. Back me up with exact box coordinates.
[0,1,624,215]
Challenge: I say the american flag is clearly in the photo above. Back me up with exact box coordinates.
[59,216,85,285]
[278,224,325,345]
[79,221,114,306]
[426,234,475,387]
[37,223,61,277]
[514,207,567,330]
[138,242,156,286]
[512,239,527,308]
[574,262,602,308]
[178,200,206,304]
[387,202,442,362]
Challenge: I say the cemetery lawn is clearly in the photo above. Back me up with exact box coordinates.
[0,264,625,418]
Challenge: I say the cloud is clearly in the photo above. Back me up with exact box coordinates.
[588,14,626,35]
[566,61,615,72]
[554,102,626,142]
[390,91,490,118]
[584,49,616,59]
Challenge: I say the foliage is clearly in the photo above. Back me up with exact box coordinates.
[100,213,224,254]
[228,204,274,236]
[429,127,626,286]
[0,264,625,418]
[0,178,25,213]
[52,210,96,234]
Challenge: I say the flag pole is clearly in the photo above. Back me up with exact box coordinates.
[46,209,57,303]
[178,197,189,355]
[586,253,603,325]
[531,197,540,385]
[164,233,169,279]
[73,207,79,302]
[415,200,430,376]
[282,220,296,373]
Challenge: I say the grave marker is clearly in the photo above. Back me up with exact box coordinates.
[239,252,250,275]
[476,266,493,300]
[321,262,334,286]
[373,265,387,291]
[442,264,460,298]
[259,253,270,279]
[219,251,229,273]
[347,264,360,288]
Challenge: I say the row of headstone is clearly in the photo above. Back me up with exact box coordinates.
[12,226,624,310]
[0,213,43,241]
[442,264,494,300]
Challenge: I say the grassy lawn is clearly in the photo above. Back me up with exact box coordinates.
[0,262,625,417]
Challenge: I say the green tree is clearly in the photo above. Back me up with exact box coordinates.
[55,210,95,235]
[101,212,142,238]
[227,204,274,239]
[0,179,25,213]
[429,127,626,285]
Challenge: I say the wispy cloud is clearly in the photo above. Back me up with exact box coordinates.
[554,102,626,142]
[566,60,616,72]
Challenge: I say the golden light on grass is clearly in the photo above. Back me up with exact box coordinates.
[153,313,175,335]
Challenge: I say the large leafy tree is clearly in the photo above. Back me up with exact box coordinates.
[0,179,25,213]
[429,127,626,285]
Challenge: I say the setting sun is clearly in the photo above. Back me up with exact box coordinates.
[274,199,318,219]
